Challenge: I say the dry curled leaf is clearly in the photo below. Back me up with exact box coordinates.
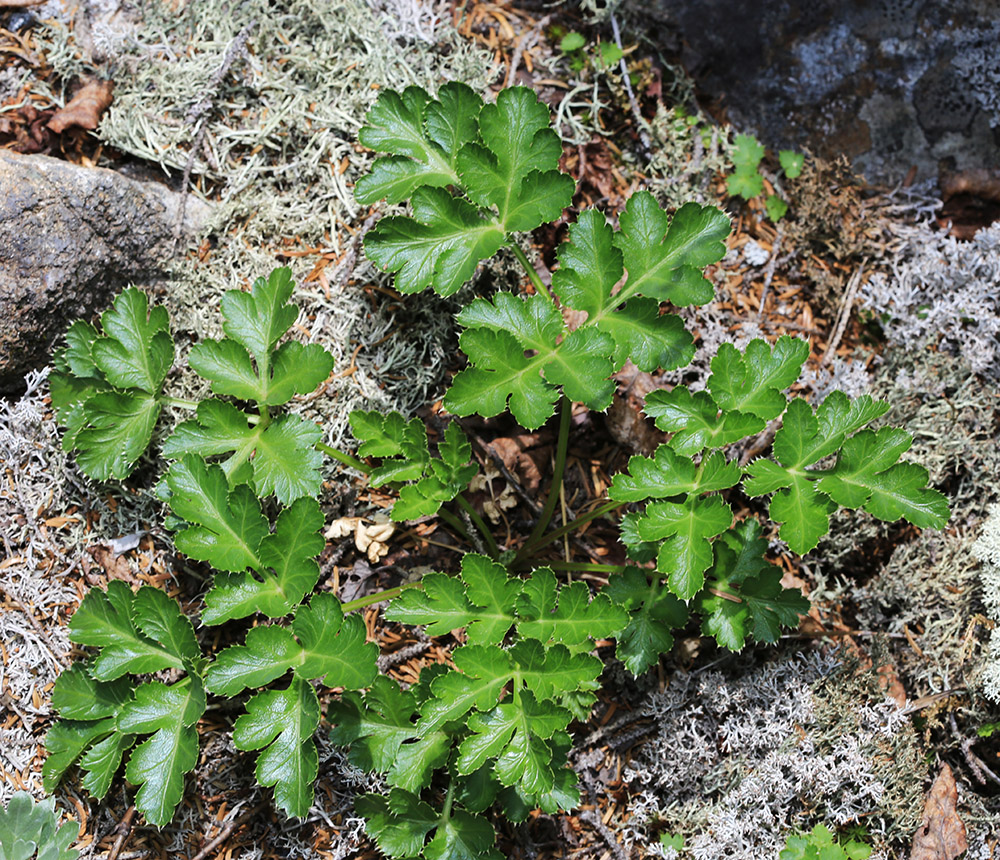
[326,516,395,563]
[47,79,113,134]
[84,544,138,585]
[469,468,517,523]
[911,763,968,860]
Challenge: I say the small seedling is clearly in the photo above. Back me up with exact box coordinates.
[725,132,804,222]
[780,823,872,860]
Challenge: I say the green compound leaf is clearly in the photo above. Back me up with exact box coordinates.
[51,294,171,480]
[131,585,199,664]
[361,86,574,297]
[456,690,571,795]
[206,593,377,695]
[163,455,269,574]
[550,209,694,372]
[50,669,204,823]
[163,457,326,623]
[726,166,764,200]
[165,401,324,505]
[445,293,615,429]
[0,792,79,860]
[765,194,788,222]
[91,288,173,395]
[633,494,734,599]
[50,664,131,721]
[358,790,438,859]
[205,626,299,695]
[643,387,764,457]
[744,392,948,552]
[366,187,506,297]
[221,267,296,363]
[42,720,116,794]
[696,520,808,649]
[356,83,482,205]
[509,639,602,703]
[457,86,572,229]
[817,428,950,526]
[78,733,133,801]
[190,339,333,407]
[602,567,688,675]
[425,808,502,860]
[74,391,161,482]
[233,677,320,819]
[780,824,872,860]
[614,193,731,308]
[415,642,600,737]
[204,498,323,622]
[387,554,520,645]
[119,677,206,827]
[349,412,478,521]
[188,267,333,409]
[514,568,627,646]
[351,411,429,470]
[329,676,450,793]
[360,789,501,860]
[68,582,186,680]
[610,446,740,502]
[388,555,623,649]
[708,336,809,420]
[58,320,102,380]
[387,572,479,638]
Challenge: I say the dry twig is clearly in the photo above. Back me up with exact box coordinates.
[190,801,268,860]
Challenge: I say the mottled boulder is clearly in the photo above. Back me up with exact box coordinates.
[0,150,210,391]
[641,0,1000,183]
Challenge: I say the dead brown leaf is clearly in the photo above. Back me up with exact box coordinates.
[485,436,542,492]
[85,545,139,584]
[47,79,113,134]
[910,763,968,860]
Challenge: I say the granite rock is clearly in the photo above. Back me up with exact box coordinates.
[0,150,210,390]
[641,0,1000,183]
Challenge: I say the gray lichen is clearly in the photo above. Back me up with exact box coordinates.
[612,649,925,859]
[972,504,1000,703]
[859,221,1000,378]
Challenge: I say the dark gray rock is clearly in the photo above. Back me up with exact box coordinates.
[640,0,1000,183]
[0,150,210,391]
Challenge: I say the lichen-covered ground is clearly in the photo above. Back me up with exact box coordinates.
[1,1,998,857]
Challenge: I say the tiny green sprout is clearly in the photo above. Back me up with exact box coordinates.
[779,823,871,860]
[598,41,624,68]
[727,168,765,200]
[732,133,765,171]
[559,31,586,53]
[765,194,789,222]
[780,149,805,179]
[660,831,685,850]
[977,720,1000,738]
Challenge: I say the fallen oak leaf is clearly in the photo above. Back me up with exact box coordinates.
[47,79,114,134]
[910,763,968,860]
